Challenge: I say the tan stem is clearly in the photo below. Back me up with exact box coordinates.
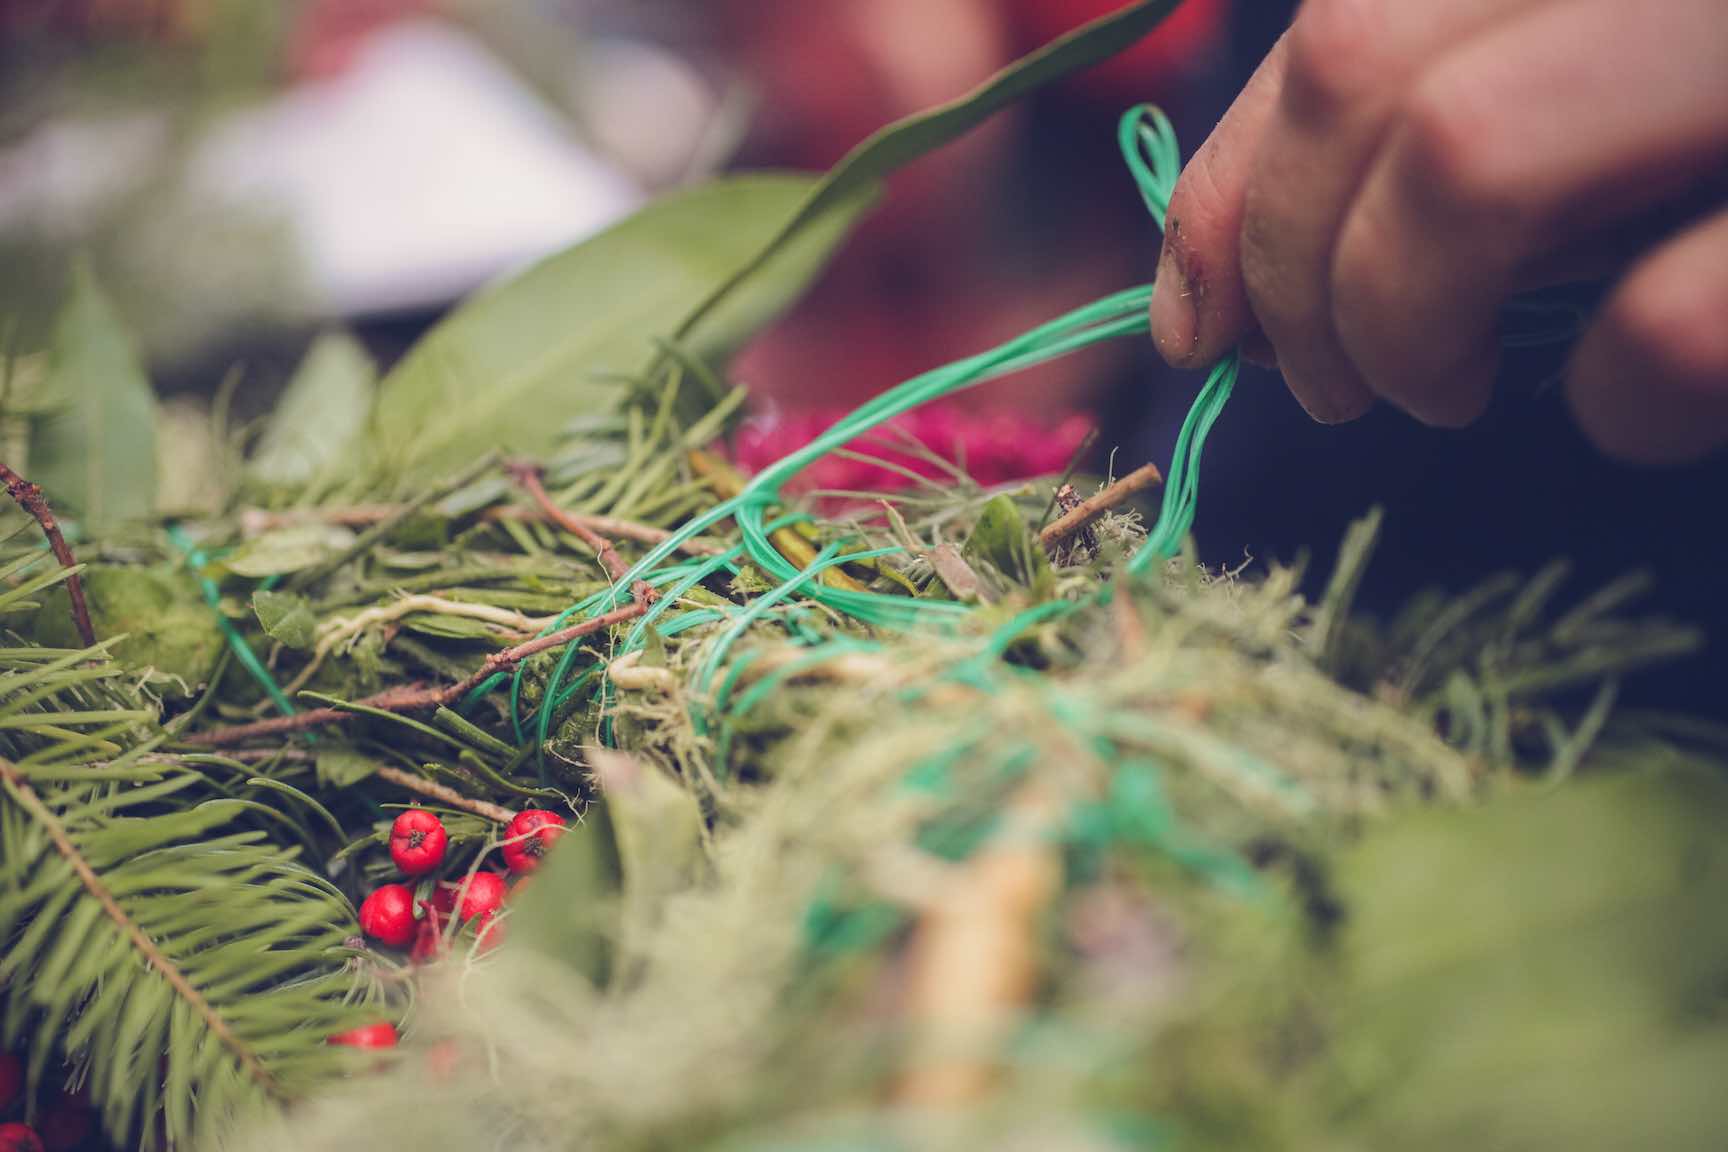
[373,765,513,824]
[1039,462,1165,551]
[0,461,96,647]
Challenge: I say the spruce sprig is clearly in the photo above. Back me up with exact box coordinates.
[0,551,373,1151]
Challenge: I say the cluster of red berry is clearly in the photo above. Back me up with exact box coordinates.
[326,808,568,1051]
[0,1051,93,1152]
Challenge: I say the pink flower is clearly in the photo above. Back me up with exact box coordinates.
[732,403,1093,496]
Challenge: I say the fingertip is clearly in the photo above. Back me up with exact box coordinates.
[1382,346,1498,430]
[1567,330,1728,466]
[1566,210,1728,466]
[1282,361,1375,425]
[1149,237,1200,368]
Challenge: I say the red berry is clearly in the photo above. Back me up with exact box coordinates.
[327,1022,398,1049]
[388,810,448,877]
[428,882,459,916]
[501,810,566,873]
[358,884,416,949]
[0,1124,43,1152]
[456,872,506,925]
[0,1052,20,1110]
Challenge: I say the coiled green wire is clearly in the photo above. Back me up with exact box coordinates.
[527,104,1226,743]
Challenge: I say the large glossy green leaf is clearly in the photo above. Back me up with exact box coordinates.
[370,175,876,477]
[33,264,158,531]
[667,0,1183,353]
[248,330,376,488]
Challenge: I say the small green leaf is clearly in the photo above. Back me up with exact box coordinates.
[965,494,1054,596]
[248,331,376,488]
[314,750,377,789]
[33,264,158,531]
[223,524,356,578]
[591,747,705,953]
[371,175,875,478]
[252,590,317,650]
[400,614,505,640]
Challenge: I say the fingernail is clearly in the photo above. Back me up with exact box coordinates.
[1150,235,1199,367]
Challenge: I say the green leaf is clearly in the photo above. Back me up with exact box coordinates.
[508,788,621,985]
[591,747,705,955]
[252,589,317,650]
[33,264,158,531]
[965,494,1054,597]
[370,175,875,478]
[666,0,1183,356]
[223,523,357,578]
[248,331,377,488]
[1330,763,1728,1151]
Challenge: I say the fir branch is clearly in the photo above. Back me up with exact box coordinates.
[0,460,96,646]
[0,756,282,1098]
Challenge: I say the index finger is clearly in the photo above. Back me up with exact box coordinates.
[1149,36,1289,369]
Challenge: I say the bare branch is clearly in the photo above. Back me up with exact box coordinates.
[0,461,96,646]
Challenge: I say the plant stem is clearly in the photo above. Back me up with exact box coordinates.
[0,460,96,647]
[1038,462,1164,552]
[373,765,513,823]
[183,603,649,748]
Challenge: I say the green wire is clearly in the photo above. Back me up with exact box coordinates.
[167,523,298,718]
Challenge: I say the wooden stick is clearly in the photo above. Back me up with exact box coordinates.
[0,461,96,647]
[1038,462,1164,551]
[373,765,514,824]
[183,603,649,748]
[508,461,630,584]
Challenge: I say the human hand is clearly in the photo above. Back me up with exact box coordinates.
[1147,0,1728,463]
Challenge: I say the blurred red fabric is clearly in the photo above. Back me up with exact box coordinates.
[1007,0,1229,95]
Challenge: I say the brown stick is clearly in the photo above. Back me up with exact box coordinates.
[0,461,96,647]
[0,757,282,1096]
[508,461,630,584]
[440,602,648,703]
[1038,462,1164,552]
[373,765,514,824]
[510,463,668,609]
[183,603,649,748]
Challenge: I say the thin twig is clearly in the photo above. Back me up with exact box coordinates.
[0,757,282,1097]
[0,461,96,647]
[1038,462,1164,552]
[508,461,629,584]
[183,603,649,748]
[373,765,514,824]
[285,452,499,590]
[441,602,648,702]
